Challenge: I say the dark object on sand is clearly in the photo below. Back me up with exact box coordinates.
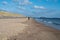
[28,17,30,20]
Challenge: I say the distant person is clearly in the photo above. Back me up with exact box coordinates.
[28,17,30,20]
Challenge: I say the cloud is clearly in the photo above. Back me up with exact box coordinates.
[17,6,26,10]
[13,0,19,2]
[2,1,8,5]
[23,0,32,4]
[46,0,53,1]
[21,0,32,5]
[34,5,46,9]
[13,0,32,5]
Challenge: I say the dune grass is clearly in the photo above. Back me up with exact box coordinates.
[0,11,24,17]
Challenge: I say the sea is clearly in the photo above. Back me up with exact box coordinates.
[35,18,60,30]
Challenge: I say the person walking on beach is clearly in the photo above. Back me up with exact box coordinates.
[28,17,30,20]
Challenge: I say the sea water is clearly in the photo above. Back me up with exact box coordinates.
[35,18,60,30]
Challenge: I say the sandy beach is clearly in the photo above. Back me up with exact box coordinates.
[0,11,60,40]
[0,0,60,40]
[0,18,60,40]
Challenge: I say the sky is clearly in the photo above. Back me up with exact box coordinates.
[0,0,60,18]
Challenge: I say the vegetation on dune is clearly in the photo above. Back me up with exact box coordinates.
[0,11,24,17]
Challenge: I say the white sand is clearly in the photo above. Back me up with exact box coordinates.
[0,18,28,40]
[0,18,60,40]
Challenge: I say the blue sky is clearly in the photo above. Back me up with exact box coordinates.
[0,0,60,18]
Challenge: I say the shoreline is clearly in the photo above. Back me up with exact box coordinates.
[32,18,60,32]
[34,18,60,31]
[0,17,60,31]
[0,18,60,40]
[8,18,60,40]
[0,17,60,30]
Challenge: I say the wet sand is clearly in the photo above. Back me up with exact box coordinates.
[0,18,60,40]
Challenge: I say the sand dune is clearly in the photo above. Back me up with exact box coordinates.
[0,11,24,17]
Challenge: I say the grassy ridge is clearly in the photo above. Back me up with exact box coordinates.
[0,11,24,17]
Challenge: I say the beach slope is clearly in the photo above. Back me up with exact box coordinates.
[0,12,60,40]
